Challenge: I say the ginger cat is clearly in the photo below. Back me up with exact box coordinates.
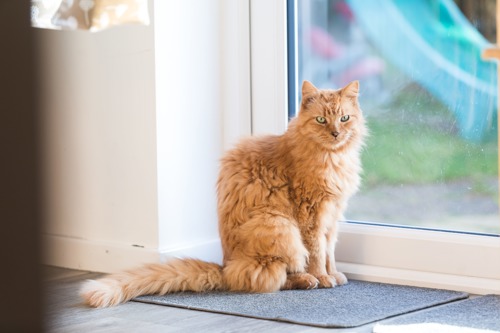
[80,80,367,307]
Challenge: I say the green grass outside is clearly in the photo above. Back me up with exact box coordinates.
[360,84,498,192]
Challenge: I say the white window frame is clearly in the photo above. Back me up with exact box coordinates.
[248,0,500,295]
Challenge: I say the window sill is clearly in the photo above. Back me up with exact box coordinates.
[337,222,500,294]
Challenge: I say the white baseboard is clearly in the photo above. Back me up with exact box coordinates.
[159,239,223,265]
[43,234,161,273]
[43,234,500,294]
[338,262,500,295]
[43,234,223,273]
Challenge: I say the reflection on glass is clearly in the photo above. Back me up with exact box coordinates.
[294,0,499,234]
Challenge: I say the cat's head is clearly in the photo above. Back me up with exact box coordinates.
[290,80,367,152]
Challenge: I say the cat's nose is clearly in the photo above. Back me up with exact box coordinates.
[331,131,340,138]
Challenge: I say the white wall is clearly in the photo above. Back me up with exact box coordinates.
[38,23,160,271]
[39,0,239,272]
[154,0,224,262]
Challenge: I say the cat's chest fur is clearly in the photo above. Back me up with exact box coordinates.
[289,152,360,228]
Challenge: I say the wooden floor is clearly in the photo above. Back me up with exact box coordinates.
[44,266,376,333]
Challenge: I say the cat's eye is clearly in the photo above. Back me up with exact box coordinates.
[340,115,350,122]
[316,116,327,124]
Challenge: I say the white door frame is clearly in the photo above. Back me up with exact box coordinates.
[249,0,500,294]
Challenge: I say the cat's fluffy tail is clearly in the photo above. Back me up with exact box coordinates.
[80,258,223,308]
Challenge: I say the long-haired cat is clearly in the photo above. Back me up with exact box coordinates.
[80,80,367,307]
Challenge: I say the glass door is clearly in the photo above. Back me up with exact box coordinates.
[290,0,499,235]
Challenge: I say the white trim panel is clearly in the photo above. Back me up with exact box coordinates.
[221,0,252,149]
[250,0,289,135]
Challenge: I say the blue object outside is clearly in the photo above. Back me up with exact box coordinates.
[346,0,497,141]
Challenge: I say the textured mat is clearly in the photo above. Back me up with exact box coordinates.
[133,280,468,328]
[373,295,500,333]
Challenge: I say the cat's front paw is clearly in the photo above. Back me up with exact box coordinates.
[283,273,319,290]
[316,275,337,288]
[330,271,348,286]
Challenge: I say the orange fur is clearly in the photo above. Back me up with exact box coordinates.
[80,81,367,307]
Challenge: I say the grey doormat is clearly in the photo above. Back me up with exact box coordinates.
[133,280,468,328]
[373,295,500,333]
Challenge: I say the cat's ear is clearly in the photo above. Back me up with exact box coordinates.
[302,80,318,97]
[341,80,359,99]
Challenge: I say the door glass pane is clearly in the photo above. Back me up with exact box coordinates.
[292,0,499,234]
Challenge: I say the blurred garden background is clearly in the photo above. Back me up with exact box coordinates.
[295,0,499,234]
